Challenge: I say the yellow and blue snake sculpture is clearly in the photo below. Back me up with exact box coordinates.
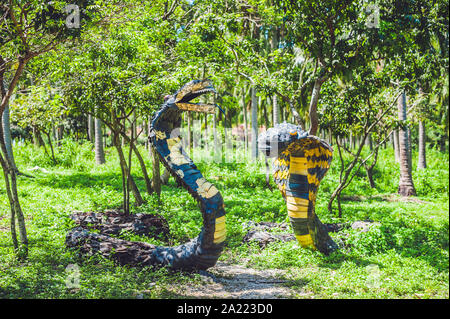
[148,79,226,270]
[258,123,338,255]
[66,80,226,271]
[66,81,336,271]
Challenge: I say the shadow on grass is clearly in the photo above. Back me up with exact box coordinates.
[32,171,150,194]
[317,249,382,270]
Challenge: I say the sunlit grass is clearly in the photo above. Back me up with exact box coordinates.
[0,140,448,298]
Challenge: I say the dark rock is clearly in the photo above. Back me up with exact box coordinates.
[65,226,158,266]
[324,222,347,233]
[69,210,170,240]
[242,222,296,248]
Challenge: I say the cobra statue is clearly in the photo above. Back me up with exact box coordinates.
[66,79,226,271]
[149,79,227,269]
[257,122,338,255]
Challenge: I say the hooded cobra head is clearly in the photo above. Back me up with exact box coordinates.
[257,122,309,158]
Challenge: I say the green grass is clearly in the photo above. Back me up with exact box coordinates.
[0,140,448,298]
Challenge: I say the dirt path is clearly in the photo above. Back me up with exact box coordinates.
[167,262,300,299]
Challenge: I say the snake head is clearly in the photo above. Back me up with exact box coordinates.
[165,79,223,114]
[257,122,309,158]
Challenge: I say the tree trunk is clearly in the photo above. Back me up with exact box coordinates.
[364,145,379,189]
[144,120,149,151]
[328,128,375,217]
[289,99,303,127]
[44,131,57,164]
[151,144,161,198]
[368,134,373,151]
[251,87,258,159]
[273,94,279,125]
[119,128,155,195]
[242,87,248,153]
[103,124,107,149]
[187,112,192,156]
[113,131,144,213]
[0,122,28,258]
[393,129,400,162]
[204,113,208,152]
[308,76,326,136]
[407,126,412,174]
[349,132,353,150]
[270,23,280,124]
[439,131,447,152]
[0,61,28,259]
[262,96,269,129]
[132,143,153,194]
[212,93,220,163]
[1,160,18,250]
[397,92,416,196]
[116,133,129,214]
[95,117,106,164]
[32,126,44,147]
[88,114,95,142]
[9,168,28,257]
[418,120,427,169]
[366,167,375,188]
[2,103,16,170]
[160,168,170,185]
[132,110,137,141]
[56,124,64,146]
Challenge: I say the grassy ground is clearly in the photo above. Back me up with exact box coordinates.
[0,139,448,299]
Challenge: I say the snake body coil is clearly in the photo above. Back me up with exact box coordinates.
[148,80,226,270]
[66,80,226,271]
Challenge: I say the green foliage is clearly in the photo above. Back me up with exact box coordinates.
[11,85,66,135]
[345,224,390,256]
[0,0,448,299]
[14,138,95,170]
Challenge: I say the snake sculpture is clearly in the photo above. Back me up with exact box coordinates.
[148,79,227,270]
[66,81,336,271]
[257,122,338,255]
[66,79,226,271]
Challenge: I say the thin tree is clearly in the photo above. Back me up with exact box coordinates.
[1,101,16,171]
[250,86,258,159]
[397,92,416,196]
[417,88,427,169]
[94,117,105,164]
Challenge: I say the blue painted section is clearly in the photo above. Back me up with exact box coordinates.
[147,82,226,270]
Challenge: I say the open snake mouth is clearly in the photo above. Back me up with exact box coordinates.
[173,79,225,114]
[176,87,216,103]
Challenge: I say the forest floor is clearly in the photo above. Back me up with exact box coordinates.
[0,141,448,299]
[165,262,297,299]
